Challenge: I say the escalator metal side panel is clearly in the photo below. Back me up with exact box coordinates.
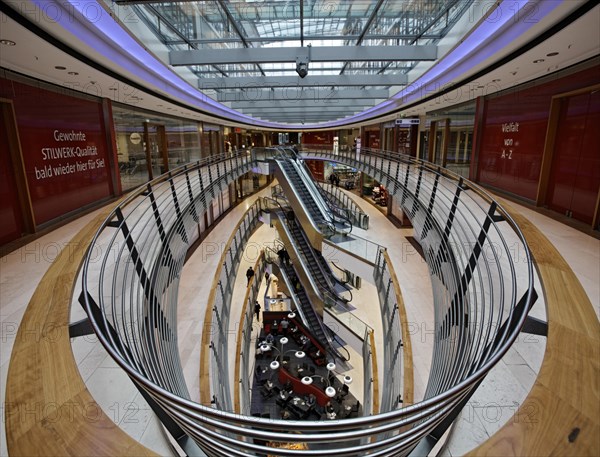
[273,163,324,251]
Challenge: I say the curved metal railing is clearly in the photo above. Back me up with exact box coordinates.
[80,146,536,456]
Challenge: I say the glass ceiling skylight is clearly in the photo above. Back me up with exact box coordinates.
[114,0,474,123]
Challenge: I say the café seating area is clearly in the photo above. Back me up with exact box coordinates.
[251,311,361,421]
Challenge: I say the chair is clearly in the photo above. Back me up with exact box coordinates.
[314,356,327,367]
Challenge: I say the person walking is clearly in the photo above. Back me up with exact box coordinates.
[246,266,255,285]
[254,301,261,321]
[280,317,289,335]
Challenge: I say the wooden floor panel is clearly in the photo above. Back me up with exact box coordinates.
[5,205,157,457]
[467,200,600,457]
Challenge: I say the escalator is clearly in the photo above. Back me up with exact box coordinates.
[263,197,350,361]
[287,220,352,303]
[274,254,330,349]
[277,159,332,233]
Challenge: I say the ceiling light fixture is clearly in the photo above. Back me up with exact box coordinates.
[1,39,16,46]
[68,71,79,75]
[533,59,545,63]
[55,66,67,70]
[546,52,559,56]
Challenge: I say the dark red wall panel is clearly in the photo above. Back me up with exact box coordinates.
[0,78,112,224]
[365,130,381,149]
[0,107,24,244]
[477,65,600,201]
[302,131,335,145]
[305,160,325,181]
[547,91,600,224]
[478,89,551,200]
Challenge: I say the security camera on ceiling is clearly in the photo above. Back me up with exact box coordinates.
[296,57,309,78]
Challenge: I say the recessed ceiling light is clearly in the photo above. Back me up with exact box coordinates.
[67,71,79,75]
[492,78,501,82]
[109,87,117,91]
[546,52,559,57]
[55,66,67,70]
[533,59,545,63]
[1,39,16,46]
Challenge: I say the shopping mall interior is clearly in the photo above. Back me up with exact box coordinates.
[0,1,599,456]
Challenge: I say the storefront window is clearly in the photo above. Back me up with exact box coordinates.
[423,102,475,178]
[113,105,201,191]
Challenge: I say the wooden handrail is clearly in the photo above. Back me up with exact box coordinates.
[467,200,600,456]
[382,249,414,407]
[234,251,264,414]
[5,205,157,457]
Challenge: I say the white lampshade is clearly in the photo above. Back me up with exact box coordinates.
[280,337,288,345]
[301,376,313,385]
[295,351,305,359]
[343,375,353,385]
[270,360,280,370]
[287,312,296,319]
[325,386,336,398]
[260,344,270,352]
[326,362,336,371]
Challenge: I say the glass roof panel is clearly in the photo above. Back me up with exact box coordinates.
[118,0,475,122]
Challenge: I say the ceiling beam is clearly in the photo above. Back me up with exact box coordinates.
[164,34,442,45]
[239,107,357,114]
[340,0,386,75]
[215,88,389,102]
[170,45,437,66]
[199,74,406,89]
[230,99,371,109]
[215,0,266,76]
[255,115,346,123]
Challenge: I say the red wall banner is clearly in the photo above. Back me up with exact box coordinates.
[0,78,112,225]
[477,65,600,201]
[302,131,335,146]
